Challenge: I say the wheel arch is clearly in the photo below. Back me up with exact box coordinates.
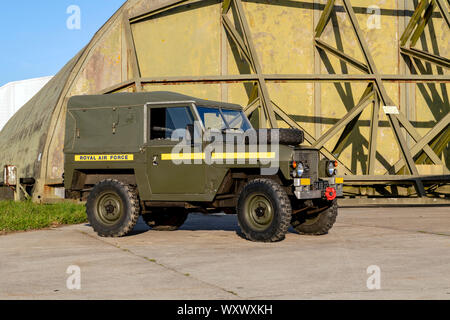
[68,169,137,190]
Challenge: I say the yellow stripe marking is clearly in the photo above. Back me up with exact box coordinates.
[212,152,276,160]
[161,152,276,161]
[161,153,205,161]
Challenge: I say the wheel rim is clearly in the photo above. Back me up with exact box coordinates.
[95,191,123,225]
[244,193,274,231]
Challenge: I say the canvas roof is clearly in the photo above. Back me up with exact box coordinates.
[68,92,243,110]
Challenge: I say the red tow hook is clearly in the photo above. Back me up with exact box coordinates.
[325,187,337,201]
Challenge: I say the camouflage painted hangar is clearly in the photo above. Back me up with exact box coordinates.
[0,0,448,203]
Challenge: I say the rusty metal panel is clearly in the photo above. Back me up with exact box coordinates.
[132,1,221,78]
[70,20,123,96]
[267,83,316,135]
[143,83,222,101]
[238,1,315,75]
[127,0,184,19]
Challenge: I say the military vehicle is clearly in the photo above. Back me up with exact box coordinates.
[64,92,343,242]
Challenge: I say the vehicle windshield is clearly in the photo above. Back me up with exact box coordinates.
[196,106,252,132]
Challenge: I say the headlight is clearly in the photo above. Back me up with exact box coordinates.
[291,161,304,178]
[297,162,304,177]
[326,161,336,176]
[291,161,297,177]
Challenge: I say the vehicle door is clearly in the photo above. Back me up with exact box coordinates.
[146,103,205,196]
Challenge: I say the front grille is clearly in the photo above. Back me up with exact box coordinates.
[294,149,319,181]
[314,180,329,191]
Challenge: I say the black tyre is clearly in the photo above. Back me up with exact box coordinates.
[142,208,188,231]
[237,179,292,242]
[86,179,140,237]
[291,199,338,235]
[248,128,304,146]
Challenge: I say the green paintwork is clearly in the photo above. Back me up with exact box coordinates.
[64,92,322,203]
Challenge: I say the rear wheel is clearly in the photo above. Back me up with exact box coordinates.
[142,208,188,231]
[291,199,338,235]
[86,179,140,237]
[237,179,292,242]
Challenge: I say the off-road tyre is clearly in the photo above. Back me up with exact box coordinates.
[249,128,304,146]
[237,178,292,242]
[142,208,188,231]
[291,199,338,235]
[86,179,140,237]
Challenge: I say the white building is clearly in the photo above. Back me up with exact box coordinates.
[0,76,53,131]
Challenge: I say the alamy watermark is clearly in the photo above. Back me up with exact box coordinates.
[66,265,81,290]
[367,5,381,30]
[366,265,381,290]
[67,5,81,30]
[168,123,280,176]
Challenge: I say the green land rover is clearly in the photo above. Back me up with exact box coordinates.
[64,91,343,242]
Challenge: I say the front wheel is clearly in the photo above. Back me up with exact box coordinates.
[86,179,140,237]
[291,199,338,235]
[237,179,292,242]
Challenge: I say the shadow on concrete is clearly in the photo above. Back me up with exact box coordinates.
[180,213,240,232]
[88,213,297,238]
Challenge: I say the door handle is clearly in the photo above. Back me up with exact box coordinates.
[152,155,159,166]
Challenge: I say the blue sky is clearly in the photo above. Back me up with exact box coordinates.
[0,0,126,86]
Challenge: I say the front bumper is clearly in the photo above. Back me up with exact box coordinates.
[293,177,344,200]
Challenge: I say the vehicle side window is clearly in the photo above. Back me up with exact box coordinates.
[150,107,194,140]
[196,107,226,130]
[221,109,251,131]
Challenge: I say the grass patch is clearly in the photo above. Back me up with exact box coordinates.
[0,200,87,234]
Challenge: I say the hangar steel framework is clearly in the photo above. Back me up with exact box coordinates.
[99,0,449,199]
